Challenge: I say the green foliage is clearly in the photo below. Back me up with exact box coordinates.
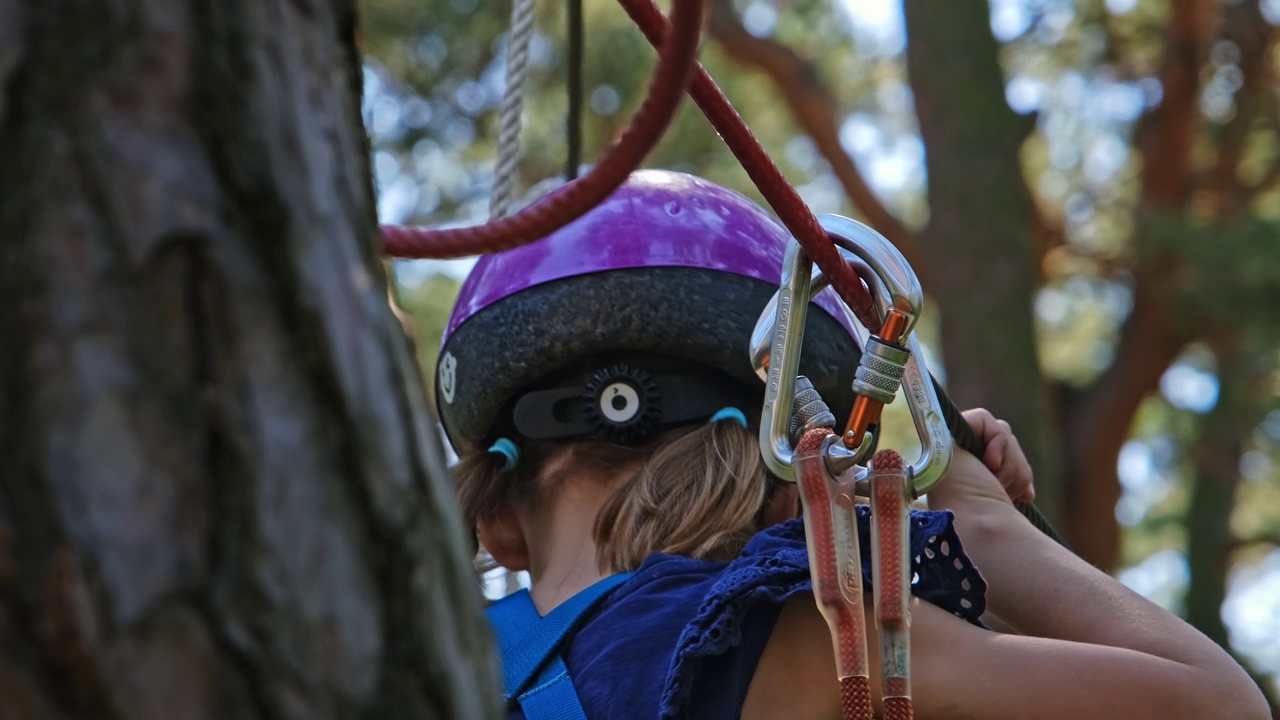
[1140,213,1280,330]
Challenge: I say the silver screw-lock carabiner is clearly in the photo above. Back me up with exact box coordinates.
[752,215,952,496]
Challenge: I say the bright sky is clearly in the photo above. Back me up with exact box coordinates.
[839,0,902,38]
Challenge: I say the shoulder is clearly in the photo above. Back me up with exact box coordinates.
[642,520,818,719]
[658,508,985,717]
[569,510,985,719]
[563,523,814,719]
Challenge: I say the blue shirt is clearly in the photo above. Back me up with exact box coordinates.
[512,510,986,719]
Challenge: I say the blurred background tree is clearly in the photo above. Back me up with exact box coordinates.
[360,0,1280,708]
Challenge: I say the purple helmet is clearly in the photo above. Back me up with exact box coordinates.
[437,170,864,454]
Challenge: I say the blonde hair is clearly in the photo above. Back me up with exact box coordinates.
[455,420,775,572]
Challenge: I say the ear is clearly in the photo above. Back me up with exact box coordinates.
[478,509,530,572]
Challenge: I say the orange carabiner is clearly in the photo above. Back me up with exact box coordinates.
[841,308,912,452]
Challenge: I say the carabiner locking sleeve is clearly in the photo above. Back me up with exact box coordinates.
[752,215,952,495]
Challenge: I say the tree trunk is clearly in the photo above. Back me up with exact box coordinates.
[1060,267,1189,569]
[0,2,498,718]
[902,0,1064,523]
[1183,332,1280,714]
[1185,332,1266,646]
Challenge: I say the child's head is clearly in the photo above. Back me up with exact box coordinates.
[438,170,864,570]
[456,413,772,571]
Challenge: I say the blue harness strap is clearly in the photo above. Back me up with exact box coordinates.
[486,573,633,719]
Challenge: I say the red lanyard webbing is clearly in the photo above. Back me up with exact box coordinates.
[795,430,916,720]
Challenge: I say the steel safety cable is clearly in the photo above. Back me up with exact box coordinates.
[934,382,1068,547]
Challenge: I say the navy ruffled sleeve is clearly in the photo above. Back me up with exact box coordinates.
[559,509,986,720]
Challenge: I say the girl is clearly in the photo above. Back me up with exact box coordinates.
[438,170,1268,719]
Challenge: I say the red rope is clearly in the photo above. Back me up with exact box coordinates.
[883,696,914,720]
[797,429,875,720]
[379,0,704,259]
[871,452,907,624]
[872,448,914,720]
[841,676,875,720]
[618,0,879,332]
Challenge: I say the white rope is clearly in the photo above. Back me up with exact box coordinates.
[490,0,537,220]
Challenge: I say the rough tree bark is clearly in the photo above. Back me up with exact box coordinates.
[0,1,498,718]
[901,0,1064,523]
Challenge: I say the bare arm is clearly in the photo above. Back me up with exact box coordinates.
[746,422,1269,720]
[917,450,1269,719]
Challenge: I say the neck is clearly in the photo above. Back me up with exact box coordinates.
[521,474,618,615]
